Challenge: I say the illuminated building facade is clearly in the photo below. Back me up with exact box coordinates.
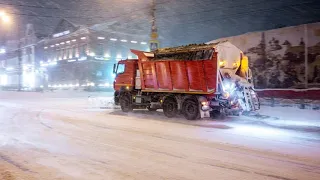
[0,24,43,89]
[40,19,149,88]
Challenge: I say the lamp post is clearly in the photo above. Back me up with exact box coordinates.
[0,11,10,54]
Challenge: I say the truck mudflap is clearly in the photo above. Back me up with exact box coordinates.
[200,108,211,118]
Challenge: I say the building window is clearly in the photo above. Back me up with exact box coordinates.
[52,48,57,61]
[69,47,73,59]
[67,47,70,59]
[84,44,88,55]
[44,50,49,62]
[52,49,56,61]
[97,43,104,56]
[80,44,87,57]
[56,48,59,60]
[72,46,76,58]
[59,49,63,60]
[63,48,67,59]
[79,45,84,57]
[117,64,125,74]
[66,47,71,59]
[64,48,68,59]
[48,49,52,61]
[74,45,79,58]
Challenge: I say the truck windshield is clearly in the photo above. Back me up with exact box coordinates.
[117,64,125,74]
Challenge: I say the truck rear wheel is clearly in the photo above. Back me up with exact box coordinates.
[182,99,199,120]
[120,94,132,112]
[163,97,178,118]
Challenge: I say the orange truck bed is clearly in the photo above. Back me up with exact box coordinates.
[131,49,219,94]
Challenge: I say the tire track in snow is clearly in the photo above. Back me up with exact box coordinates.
[0,108,34,174]
[40,109,320,166]
[198,161,296,180]
[0,153,30,172]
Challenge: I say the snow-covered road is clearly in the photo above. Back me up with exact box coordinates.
[0,91,319,180]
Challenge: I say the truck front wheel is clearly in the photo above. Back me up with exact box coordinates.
[120,94,132,112]
[182,99,199,120]
[163,97,178,118]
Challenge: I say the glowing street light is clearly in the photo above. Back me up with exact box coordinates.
[0,11,10,24]
[2,15,10,23]
[0,48,6,54]
[0,11,6,18]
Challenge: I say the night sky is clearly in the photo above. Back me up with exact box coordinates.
[1,0,320,47]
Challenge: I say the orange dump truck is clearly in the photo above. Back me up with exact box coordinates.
[113,42,260,120]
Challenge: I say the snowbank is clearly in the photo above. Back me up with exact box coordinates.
[255,106,320,127]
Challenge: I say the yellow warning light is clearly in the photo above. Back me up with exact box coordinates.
[219,61,225,67]
[233,62,238,68]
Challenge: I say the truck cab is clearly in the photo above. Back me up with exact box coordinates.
[113,60,138,90]
[113,59,138,105]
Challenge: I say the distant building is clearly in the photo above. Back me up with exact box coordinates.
[0,24,42,89]
[39,19,149,88]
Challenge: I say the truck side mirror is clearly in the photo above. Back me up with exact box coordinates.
[113,64,116,74]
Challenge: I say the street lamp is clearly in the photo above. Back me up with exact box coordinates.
[0,11,10,24]
[0,11,5,17]
[2,15,10,23]
[0,48,6,54]
[0,11,10,54]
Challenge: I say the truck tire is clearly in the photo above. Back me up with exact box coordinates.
[182,99,199,120]
[163,97,178,118]
[120,94,132,112]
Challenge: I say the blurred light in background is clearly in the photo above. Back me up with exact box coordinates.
[22,72,35,88]
[0,48,6,54]
[0,74,8,86]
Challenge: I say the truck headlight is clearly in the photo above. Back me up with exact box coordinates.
[201,101,208,106]
[224,82,235,91]
[223,92,230,99]
[201,101,210,111]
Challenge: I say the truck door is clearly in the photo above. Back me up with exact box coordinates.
[114,61,136,91]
